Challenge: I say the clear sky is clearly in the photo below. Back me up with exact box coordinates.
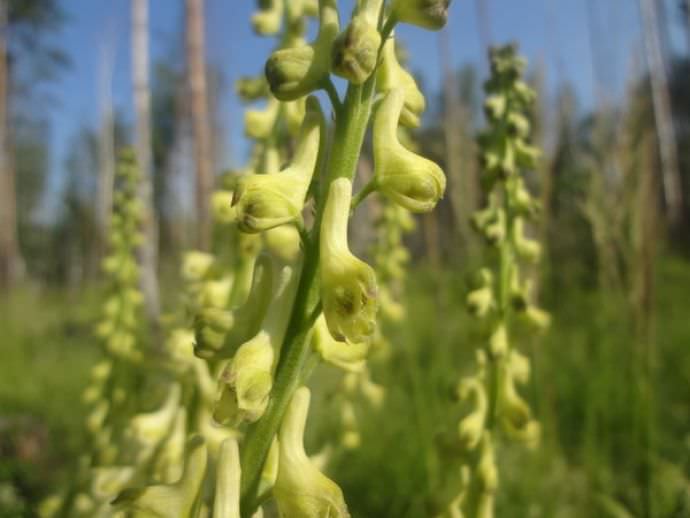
[43,0,687,205]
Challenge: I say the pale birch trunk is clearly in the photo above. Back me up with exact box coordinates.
[186,0,212,251]
[639,0,683,225]
[132,0,160,327]
[97,29,116,264]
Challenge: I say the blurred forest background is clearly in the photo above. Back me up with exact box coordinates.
[1,0,689,517]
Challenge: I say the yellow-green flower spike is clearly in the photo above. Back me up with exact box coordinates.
[389,0,451,30]
[376,38,426,127]
[320,178,378,343]
[265,0,339,100]
[112,436,208,518]
[232,97,325,233]
[273,387,350,517]
[373,88,446,212]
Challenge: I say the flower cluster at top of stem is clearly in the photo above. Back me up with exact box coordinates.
[437,44,550,518]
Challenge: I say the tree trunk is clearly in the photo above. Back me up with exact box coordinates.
[638,0,683,225]
[186,0,212,251]
[0,0,21,291]
[439,30,476,260]
[97,28,116,265]
[132,0,160,328]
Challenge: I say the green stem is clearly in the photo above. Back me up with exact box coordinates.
[351,178,378,210]
[239,81,375,517]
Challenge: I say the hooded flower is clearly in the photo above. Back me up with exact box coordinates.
[231,97,324,233]
[373,88,446,212]
[320,178,378,343]
[274,387,350,517]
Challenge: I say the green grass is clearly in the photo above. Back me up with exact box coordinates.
[1,256,689,517]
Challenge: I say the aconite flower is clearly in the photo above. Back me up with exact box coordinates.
[127,384,181,462]
[331,0,383,84]
[377,38,426,127]
[373,88,446,212]
[320,178,378,343]
[112,436,208,517]
[264,224,302,263]
[232,97,324,233]
[265,0,339,100]
[274,387,350,517]
[389,0,451,30]
[214,331,274,425]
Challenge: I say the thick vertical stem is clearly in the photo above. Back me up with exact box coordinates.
[132,0,161,330]
[186,0,213,251]
[239,83,374,518]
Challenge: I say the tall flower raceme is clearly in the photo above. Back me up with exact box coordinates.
[436,44,550,518]
[180,1,451,516]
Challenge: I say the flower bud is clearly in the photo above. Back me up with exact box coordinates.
[476,433,498,493]
[214,331,275,425]
[265,0,340,100]
[312,314,369,372]
[483,94,507,120]
[212,190,237,224]
[456,377,487,451]
[373,88,446,212]
[520,305,551,332]
[252,0,283,35]
[467,286,494,317]
[274,387,350,517]
[497,368,531,432]
[236,75,269,102]
[390,0,451,30]
[112,436,208,517]
[320,178,378,343]
[153,408,188,483]
[512,218,541,263]
[264,224,302,263]
[488,323,508,357]
[182,251,215,282]
[213,438,241,518]
[232,97,324,233]
[127,384,181,461]
[377,38,426,127]
[332,1,382,84]
[246,97,281,140]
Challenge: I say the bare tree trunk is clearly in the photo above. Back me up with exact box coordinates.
[474,0,492,69]
[97,27,116,265]
[439,30,476,259]
[186,0,212,251]
[132,0,160,328]
[638,0,683,225]
[0,1,21,291]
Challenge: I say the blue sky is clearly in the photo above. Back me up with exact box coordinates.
[43,0,687,204]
